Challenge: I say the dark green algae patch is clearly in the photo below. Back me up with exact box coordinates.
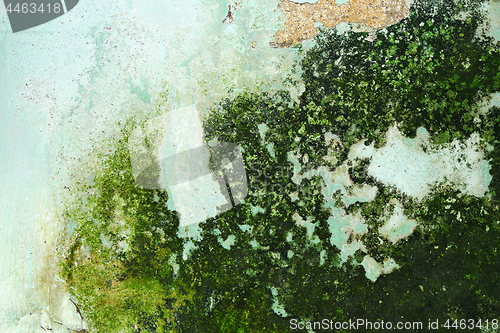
[60,0,500,331]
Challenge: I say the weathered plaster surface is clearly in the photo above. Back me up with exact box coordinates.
[272,0,409,47]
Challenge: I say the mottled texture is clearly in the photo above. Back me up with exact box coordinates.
[58,0,500,331]
[272,0,409,47]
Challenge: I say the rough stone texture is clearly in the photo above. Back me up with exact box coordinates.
[272,0,409,47]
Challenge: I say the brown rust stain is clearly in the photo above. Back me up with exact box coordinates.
[271,0,409,47]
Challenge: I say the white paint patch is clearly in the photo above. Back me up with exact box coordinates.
[340,240,367,263]
[293,212,320,244]
[361,255,400,282]
[300,125,491,277]
[485,1,500,42]
[341,183,378,207]
[327,210,369,262]
[130,104,230,227]
[348,139,375,160]
[258,123,269,141]
[219,235,236,249]
[338,211,368,262]
[363,126,491,200]
[343,211,369,236]
[480,92,500,114]
[379,203,418,244]
[269,286,289,317]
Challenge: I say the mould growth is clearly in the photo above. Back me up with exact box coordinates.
[60,0,500,331]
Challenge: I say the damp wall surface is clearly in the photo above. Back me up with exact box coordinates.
[0,0,301,330]
[1,0,499,331]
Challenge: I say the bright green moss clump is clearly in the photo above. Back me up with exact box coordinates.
[60,125,188,332]
[301,0,500,146]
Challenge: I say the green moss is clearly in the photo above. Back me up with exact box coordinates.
[61,0,500,331]
[60,119,188,332]
[300,0,500,146]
